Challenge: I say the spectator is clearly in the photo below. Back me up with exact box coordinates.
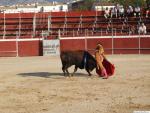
[146,5,150,18]
[106,19,112,33]
[138,23,147,35]
[119,6,125,18]
[116,3,120,13]
[121,18,129,34]
[146,10,149,18]
[129,25,136,35]
[104,7,110,19]
[134,6,141,17]
[127,6,134,17]
[111,7,117,18]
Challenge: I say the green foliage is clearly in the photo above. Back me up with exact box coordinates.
[77,0,147,10]
[146,0,150,7]
[78,0,96,10]
[110,0,146,7]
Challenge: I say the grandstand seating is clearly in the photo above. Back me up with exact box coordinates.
[0,11,149,39]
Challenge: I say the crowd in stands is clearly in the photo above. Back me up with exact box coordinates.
[103,3,149,35]
[104,4,145,19]
[146,4,150,18]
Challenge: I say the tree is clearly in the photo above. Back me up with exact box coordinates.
[110,0,146,7]
[146,0,150,7]
[78,0,96,10]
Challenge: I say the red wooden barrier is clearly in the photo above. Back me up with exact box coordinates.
[0,41,16,57]
[60,37,150,54]
[0,39,42,57]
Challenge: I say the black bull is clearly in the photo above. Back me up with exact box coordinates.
[60,50,97,76]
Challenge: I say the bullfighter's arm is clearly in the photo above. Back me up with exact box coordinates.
[102,53,107,60]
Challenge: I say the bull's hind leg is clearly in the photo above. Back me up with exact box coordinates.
[62,66,66,76]
[62,65,70,76]
[72,66,78,76]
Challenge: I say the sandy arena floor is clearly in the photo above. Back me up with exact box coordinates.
[0,55,150,113]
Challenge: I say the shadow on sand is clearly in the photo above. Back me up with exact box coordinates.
[17,72,88,78]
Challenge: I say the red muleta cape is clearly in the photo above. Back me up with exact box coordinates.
[96,58,115,77]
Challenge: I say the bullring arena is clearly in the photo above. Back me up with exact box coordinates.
[0,10,150,113]
[0,55,150,113]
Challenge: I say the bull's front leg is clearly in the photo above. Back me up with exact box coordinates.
[86,68,92,76]
[72,66,78,76]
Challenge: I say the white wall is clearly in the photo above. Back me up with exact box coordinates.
[94,6,115,11]
[3,4,68,13]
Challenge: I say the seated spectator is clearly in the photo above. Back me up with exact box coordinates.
[111,7,117,18]
[116,3,120,13]
[146,10,149,18]
[124,16,128,23]
[134,6,141,17]
[129,25,136,35]
[106,19,112,32]
[127,6,134,17]
[138,23,147,35]
[119,6,125,18]
[104,7,110,19]
[146,5,150,18]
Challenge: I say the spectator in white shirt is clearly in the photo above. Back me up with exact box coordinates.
[138,23,147,35]
[127,6,134,17]
[104,7,110,19]
[119,6,125,18]
[134,6,141,17]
